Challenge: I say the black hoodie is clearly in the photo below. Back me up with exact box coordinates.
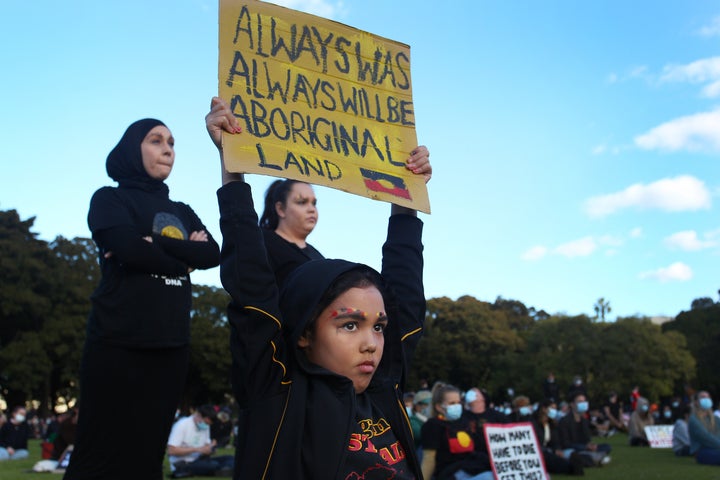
[218,181,425,479]
[86,119,219,347]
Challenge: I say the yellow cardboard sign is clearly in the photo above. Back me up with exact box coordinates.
[219,0,430,213]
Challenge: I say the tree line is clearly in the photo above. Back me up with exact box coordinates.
[1,208,718,414]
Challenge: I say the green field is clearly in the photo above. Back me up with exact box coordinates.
[0,434,718,479]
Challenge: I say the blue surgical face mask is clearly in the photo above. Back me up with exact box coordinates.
[700,397,713,410]
[640,404,649,413]
[548,408,558,420]
[664,410,672,419]
[444,404,463,421]
[576,401,589,414]
[519,406,532,416]
[406,406,412,417]
[672,402,679,408]
[196,420,209,431]
[14,414,25,423]
[504,407,512,416]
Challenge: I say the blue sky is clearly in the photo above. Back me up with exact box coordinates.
[1,0,718,320]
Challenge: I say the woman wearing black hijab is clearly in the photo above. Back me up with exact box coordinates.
[64,119,220,480]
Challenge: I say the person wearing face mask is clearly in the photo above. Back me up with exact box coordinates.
[628,397,654,446]
[688,391,720,465]
[557,393,611,467]
[462,387,508,466]
[409,390,432,459]
[509,395,534,422]
[660,404,675,425]
[0,406,30,461]
[532,400,585,476]
[420,384,493,480]
[167,405,234,477]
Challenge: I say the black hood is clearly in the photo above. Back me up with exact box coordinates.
[106,118,168,193]
[280,259,374,344]
[279,258,403,384]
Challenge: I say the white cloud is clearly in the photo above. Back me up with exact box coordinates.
[635,109,720,152]
[638,262,693,282]
[606,65,649,84]
[630,227,643,238]
[660,57,720,99]
[268,0,346,19]
[554,236,597,258]
[660,57,720,84]
[584,175,711,217]
[522,245,548,261]
[592,144,607,155]
[698,17,720,37]
[598,234,623,247]
[702,80,720,98]
[665,230,718,251]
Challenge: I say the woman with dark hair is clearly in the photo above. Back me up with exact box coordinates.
[259,178,324,285]
[206,96,431,478]
[64,119,220,480]
[688,391,720,465]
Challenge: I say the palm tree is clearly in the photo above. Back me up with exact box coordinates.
[594,297,612,322]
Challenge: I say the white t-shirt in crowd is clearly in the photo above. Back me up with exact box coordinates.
[167,415,211,470]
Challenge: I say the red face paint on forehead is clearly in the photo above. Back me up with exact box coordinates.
[329,307,385,319]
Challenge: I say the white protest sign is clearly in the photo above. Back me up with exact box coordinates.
[484,422,548,480]
[644,425,674,448]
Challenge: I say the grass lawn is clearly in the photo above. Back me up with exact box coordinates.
[0,440,234,480]
[1,434,719,479]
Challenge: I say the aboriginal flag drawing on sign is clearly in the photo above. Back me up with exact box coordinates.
[359,168,412,200]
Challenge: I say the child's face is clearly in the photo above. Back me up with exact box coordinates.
[298,286,387,393]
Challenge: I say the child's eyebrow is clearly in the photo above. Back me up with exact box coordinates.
[330,307,386,321]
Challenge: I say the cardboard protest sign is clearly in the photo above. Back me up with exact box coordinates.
[219,0,430,213]
[644,425,674,448]
[484,423,549,480]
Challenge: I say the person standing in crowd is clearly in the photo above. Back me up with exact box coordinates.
[630,386,641,412]
[64,118,220,480]
[688,391,720,465]
[542,372,560,403]
[567,376,586,402]
[628,397,654,446]
[259,179,324,285]
[206,96,431,478]
[0,406,30,461]
[420,384,493,480]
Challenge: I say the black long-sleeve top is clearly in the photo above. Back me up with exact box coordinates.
[86,185,220,347]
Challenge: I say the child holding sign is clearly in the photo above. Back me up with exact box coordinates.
[206,97,431,479]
